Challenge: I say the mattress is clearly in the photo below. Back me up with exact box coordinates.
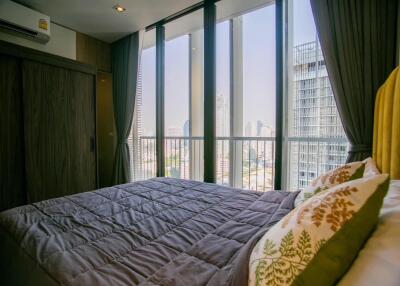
[0,178,298,286]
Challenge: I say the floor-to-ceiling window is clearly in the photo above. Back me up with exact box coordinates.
[241,5,276,190]
[164,8,204,180]
[285,0,348,190]
[215,20,230,186]
[129,30,156,181]
[130,0,348,192]
[164,35,190,178]
[214,3,276,191]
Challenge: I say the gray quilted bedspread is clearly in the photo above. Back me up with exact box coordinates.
[0,178,298,286]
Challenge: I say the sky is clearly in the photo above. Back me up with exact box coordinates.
[139,0,317,137]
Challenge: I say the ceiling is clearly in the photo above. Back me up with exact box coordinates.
[15,0,272,43]
[15,0,200,43]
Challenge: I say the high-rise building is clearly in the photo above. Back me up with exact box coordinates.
[216,94,229,137]
[131,64,143,181]
[290,40,348,190]
[167,126,183,137]
[245,121,254,137]
[183,120,190,138]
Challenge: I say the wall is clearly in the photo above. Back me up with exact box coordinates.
[0,22,76,59]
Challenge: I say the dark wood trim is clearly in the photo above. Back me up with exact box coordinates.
[274,0,283,190]
[156,25,165,177]
[203,0,216,183]
[0,40,97,75]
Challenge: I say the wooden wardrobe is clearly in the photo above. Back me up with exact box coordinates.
[0,41,97,211]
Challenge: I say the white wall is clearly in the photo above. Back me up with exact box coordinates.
[0,22,76,59]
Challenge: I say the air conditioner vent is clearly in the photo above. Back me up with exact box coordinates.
[0,19,39,38]
[0,0,51,43]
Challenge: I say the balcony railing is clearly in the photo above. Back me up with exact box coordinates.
[287,137,349,190]
[128,136,349,192]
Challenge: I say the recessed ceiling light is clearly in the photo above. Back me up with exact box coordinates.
[113,4,126,12]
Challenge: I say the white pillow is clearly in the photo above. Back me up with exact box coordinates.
[338,180,400,286]
[362,157,381,177]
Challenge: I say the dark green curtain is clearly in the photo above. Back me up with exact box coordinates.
[310,0,398,162]
[111,32,140,184]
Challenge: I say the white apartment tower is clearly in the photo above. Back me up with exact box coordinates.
[290,40,348,189]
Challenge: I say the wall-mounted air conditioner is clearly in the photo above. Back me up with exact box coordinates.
[0,0,50,43]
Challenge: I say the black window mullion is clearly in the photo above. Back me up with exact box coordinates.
[274,0,284,189]
[203,0,217,183]
[156,25,165,177]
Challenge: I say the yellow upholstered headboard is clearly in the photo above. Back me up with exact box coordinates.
[373,66,400,179]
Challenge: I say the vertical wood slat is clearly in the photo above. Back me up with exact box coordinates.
[22,60,96,203]
[0,54,26,211]
[76,32,111,72]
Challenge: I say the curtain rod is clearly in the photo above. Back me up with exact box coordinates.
[145,0,220,32]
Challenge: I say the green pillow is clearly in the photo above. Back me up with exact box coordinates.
[249,174,389,286]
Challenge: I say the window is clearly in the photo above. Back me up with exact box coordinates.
[241,5,276,190]
[286,0,348,190]
[215,3,276,191]
[164,35,190,178]
[164,8,204,180]
[130,0,349,193]
[130,30,156,181]
[216,20,230,185]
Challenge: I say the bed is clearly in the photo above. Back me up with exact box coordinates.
[1,67,400,285]
[0,178,298,285]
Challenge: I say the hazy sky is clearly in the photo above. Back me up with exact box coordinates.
[140,0,316,136]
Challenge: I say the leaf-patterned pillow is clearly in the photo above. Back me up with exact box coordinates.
[249,174,389,286]
[294,161,365,207]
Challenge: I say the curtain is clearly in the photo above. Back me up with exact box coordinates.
[310,0,398,162]
[111,31,143,184]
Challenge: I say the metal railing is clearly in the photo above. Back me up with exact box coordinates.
[128,136,349,192]
[287,137,349,190]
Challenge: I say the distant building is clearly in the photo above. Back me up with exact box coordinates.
[167,126,183,137]
[256,120,264,137]
[256,120,275,137]
[216,94,229,136]
[183,120,190,137]
[290,40,348,189]
[130,65,143,181]
[245,121,254,137]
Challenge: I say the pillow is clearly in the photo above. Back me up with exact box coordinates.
[294,161,366,207]
[249,174,389,286]
[338,180,400,286]
[362,157,381,177]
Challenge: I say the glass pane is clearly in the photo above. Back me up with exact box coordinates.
[130,30,156,181]
[287,0,348,190]
[215,1,276,191]
[216,20,230,186]
[164,8,204,180]
[241,4,276,191]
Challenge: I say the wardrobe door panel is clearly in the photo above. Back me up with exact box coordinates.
[0,54,26,211]
[22,60,96,202]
